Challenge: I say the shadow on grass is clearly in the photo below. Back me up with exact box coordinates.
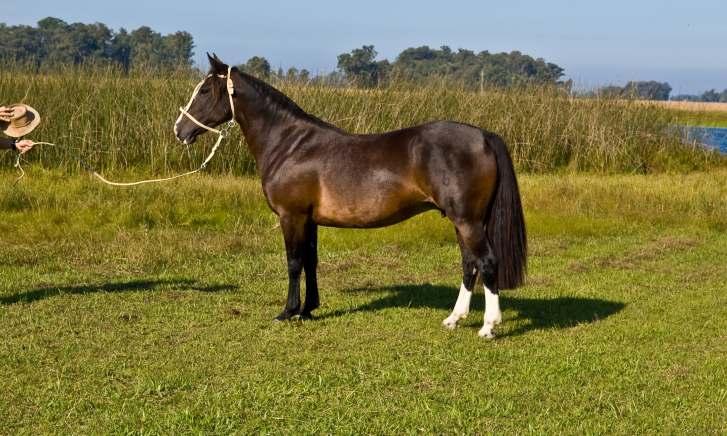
[322,284,625,337]
[1,278,237,305]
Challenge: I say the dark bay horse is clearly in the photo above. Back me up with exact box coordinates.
[174,54,527,338]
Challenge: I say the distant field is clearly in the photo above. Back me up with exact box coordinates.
[646,100,727,112]
[637,100,727,128]
[1,169,726,433]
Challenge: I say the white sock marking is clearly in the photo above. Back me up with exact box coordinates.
[478,284,502,339]
[442,283,472,330]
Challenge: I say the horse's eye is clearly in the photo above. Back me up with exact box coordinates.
[199,88,210,95]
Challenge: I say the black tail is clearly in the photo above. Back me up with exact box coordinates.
[483,132,527,289]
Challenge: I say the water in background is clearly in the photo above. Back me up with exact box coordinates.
[680,126,727,154]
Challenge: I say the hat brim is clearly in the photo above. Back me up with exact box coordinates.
[2,104,41,138]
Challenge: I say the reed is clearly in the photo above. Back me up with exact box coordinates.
[1,65,722,175]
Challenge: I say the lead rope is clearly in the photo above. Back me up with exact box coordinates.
[13,67,236,187]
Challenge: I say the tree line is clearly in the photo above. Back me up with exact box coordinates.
[591,82,727,102]
[240,44,569,90]
[672,89,727,103]
[594,81,673,101]
[0,17,193,70]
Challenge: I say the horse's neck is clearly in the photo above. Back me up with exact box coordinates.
[233,99,267,165]
[232,83,328,174]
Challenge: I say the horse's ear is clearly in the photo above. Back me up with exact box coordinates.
[207,52,228,74]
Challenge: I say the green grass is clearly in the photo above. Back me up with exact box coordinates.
[1,169,725,433]
[673,109,727,128]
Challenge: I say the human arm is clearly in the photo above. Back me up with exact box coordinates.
[0,137,16,150]
[0,138,34,153]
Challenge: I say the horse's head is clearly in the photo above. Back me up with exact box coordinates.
[174,53,235,145]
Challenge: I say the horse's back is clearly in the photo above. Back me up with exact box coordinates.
[266,120,498,227]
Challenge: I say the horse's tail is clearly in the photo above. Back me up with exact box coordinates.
[483,131,527,289]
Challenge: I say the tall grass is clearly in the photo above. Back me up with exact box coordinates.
[0,65,722,175]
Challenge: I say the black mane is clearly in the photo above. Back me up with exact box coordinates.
[235,70,341,131]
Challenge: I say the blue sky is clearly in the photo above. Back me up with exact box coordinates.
[4,0,726,94]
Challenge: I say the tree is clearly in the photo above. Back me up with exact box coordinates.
[337,45,387,87]
[299,69,310,82]
[241,56,271,79]
[110,28,132,70]
[161,31,194,67]
[623,81,672,101]
[286,66,299,81]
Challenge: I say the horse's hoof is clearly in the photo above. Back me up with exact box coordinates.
[274,312,295,322]
[299,312,314,321]
[442,317,458,330]
[478,327,496,339]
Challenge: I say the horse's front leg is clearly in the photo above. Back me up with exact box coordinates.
[301,220,319,319]
[275,213,308,321]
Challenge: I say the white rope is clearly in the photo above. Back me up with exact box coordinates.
[14,133,225,187]
[12,67,237,187]
[13,154,25,185]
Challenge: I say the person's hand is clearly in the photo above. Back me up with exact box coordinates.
[15,139,34,154]
[0,106,13,122]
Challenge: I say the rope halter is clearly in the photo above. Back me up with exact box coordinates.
[174,66,237,169]
[177,66,236,136]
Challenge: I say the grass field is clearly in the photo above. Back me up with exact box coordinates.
[673,110,727,128]
[1,169,725,433]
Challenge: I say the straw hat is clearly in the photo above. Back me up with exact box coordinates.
[1,104,41,138]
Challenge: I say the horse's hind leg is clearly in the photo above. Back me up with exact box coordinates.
[442,229,478,329]
[451,221,502,339]
[477,238,501,339]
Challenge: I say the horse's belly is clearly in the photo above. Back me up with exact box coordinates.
[313,180,432,228]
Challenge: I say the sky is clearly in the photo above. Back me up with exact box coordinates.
[4,0,726,94]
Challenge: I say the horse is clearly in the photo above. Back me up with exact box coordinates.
[174,54,527,338]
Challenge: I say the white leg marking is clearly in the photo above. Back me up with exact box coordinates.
[442,283,472,330]
[478,284,502,339]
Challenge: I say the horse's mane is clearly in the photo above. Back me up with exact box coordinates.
[234,69,341,131]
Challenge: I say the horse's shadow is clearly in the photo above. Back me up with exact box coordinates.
[321,283,625,337]
[0,278,237,305]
